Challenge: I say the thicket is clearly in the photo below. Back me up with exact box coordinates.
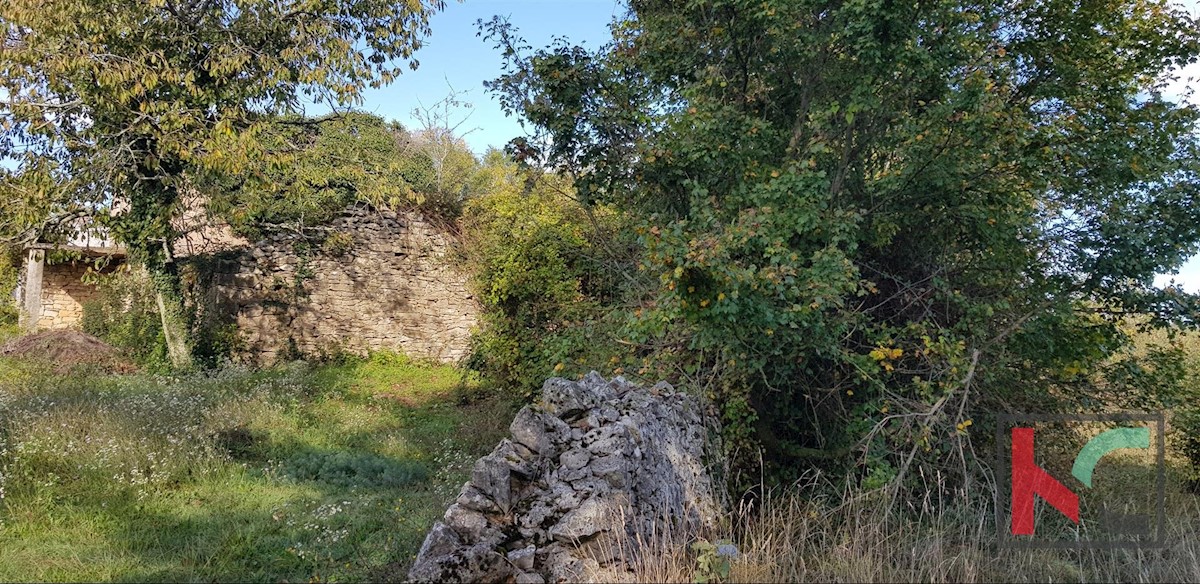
[472,0,1200,494]
[458,152,635,396]
[80,266,170,369]
[203,112,479,241]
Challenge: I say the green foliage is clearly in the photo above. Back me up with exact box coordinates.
[205,112,465,239]
[483,0,1200,489]
[280,450,428,489]
[1097,325,1200,490]
[461,153,633,396]
[0,0,445,367]
[0,246,19,327]
[691,539,737,583]
[321,231,356,256]
[1177,406,1200,491]
[0,357,512,582]
[81,267,169,369]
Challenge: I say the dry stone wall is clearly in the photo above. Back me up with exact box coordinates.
[203,207,478,364]
[408,372,728,583]
[35,259,122,330]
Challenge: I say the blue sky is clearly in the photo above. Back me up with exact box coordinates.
[348,0,623,154]
[1152,0,1200,292]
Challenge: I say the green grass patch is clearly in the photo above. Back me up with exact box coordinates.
[0,353,516,582]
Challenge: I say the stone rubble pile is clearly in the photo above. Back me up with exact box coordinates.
[408,372,727,583]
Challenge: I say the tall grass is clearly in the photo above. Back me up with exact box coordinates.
[3,344,1196,582]
[0,354,515,582]
[625,463,1200,583]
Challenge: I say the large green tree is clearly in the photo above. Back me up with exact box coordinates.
[484,0,1200,484]
[205,111,443,240]
[0,0,444,366]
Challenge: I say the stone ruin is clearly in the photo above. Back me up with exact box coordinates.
[408,372,728,583]
[199,207,479,364]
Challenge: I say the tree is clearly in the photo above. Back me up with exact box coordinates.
[484,0,1200,485]
[410,87,483,202]
[0,0,445,367]
[205,111,441,240]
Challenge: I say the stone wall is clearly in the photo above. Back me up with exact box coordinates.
[201,207,478,364]
[34,259,123,330]
[408,372,728,583]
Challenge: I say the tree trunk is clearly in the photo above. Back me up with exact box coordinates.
[149,263,194,369]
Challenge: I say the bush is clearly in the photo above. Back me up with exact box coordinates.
[280,450,429,489]
[81,267,169,368]
[0,245,20,329]
[482,0,1200,496]
[460,160,636,397]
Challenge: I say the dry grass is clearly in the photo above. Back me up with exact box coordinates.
[624,466,1200,583]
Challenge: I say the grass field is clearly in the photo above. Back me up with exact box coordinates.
[0,353,514,582]
[2,334,1198,582]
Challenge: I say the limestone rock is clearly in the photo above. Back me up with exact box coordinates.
[408,373,726,583]
[559,448,589,471]
[548,494,612,543]
[443,505,488,540]
[507,545,536,571]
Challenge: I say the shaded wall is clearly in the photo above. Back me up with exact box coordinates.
[202,207,478,364]
[32,258,124,330]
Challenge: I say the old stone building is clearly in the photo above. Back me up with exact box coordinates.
[14,207,480,364]
[15,232,127,332]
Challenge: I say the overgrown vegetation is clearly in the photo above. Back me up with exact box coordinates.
[205,111,483,241]
[459,153,635,396]
[477,0,1200,494]
[0,246,19,337]
[3,0,1200,580]
[642,469,1200,583]
[0,0,447,368]
[0,352,513,582]
[81,266,169,370]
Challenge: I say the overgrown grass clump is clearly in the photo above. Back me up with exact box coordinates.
[0,352,514,582]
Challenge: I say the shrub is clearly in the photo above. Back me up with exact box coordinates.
[280,450,429,489]
[482,0,1200,495]
[459,161,636,397]
[1091,325,1200,490]
[0,245,19,329]
[81,267,169,368]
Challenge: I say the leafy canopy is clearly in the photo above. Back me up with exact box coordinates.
[484,0,1200,484]
[1,0,445,367]
[0,0,444,264]
[204,112,449,239]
